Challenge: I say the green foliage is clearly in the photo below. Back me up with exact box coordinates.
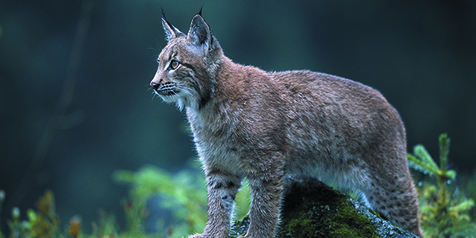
[113,164,208,236]
[233,180,251,220]
[0,187,140,238]
[2,190,63,238]
[408,134,456,182]
[460,169,476,221]
[408,134,476,237]
[0,162,251,238]
[113,163,251,237]
[5,133,476,237]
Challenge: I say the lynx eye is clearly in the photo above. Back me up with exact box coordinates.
[170,60,180,70]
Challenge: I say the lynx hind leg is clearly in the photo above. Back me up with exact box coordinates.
[363,172,423,237]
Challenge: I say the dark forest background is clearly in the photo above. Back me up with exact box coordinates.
[1,0,475,232]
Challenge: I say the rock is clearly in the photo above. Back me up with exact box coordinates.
[230,177,419,238]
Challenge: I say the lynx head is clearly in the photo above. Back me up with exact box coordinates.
[150,10,223,111]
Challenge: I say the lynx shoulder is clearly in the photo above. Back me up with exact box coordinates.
[150,11,423,238]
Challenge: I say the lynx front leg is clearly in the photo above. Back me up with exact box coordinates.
[190,171,242,238]
[240,171,284,238]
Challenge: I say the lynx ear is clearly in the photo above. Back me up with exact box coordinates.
[161,9,184,42]
[187,13,212,47]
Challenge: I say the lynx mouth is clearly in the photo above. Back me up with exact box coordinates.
[155,82,180,96]
[156,88,179,96]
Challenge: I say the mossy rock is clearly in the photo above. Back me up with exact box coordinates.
[230,177,419,238]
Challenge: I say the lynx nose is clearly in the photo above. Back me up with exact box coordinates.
[150,81,159,90]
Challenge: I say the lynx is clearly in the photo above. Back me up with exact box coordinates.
[150,10,423,238]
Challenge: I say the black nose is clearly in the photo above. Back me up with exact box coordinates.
[150,82,159,90]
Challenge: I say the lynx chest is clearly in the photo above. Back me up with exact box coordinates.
[186,108,245,174]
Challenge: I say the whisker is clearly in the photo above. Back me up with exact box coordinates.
[147,47,160,59]
[150,90,161,101]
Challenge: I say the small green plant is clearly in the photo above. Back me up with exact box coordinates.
[408,134,476,237]
[113,162,251,237]
[460,169,476,221]
[2,190,63,238]
[113,164,208,237]
[0,161,251,238]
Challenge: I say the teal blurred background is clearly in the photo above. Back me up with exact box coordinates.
[1,0,475,232]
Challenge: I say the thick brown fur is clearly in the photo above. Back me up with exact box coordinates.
[150,13,423,238]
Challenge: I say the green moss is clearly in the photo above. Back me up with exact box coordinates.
[368,208,379,217]
[283,211,320,237]
[277,180,379,238]
[332,200,378,237]
[229,179,384,238]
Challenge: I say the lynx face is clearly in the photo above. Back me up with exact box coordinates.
[150,14,222,111]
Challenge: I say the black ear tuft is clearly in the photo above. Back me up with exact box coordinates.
[161,8,174,33]
[198,4,204,16]
[161,8,185,42]
[161,7,166,19]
